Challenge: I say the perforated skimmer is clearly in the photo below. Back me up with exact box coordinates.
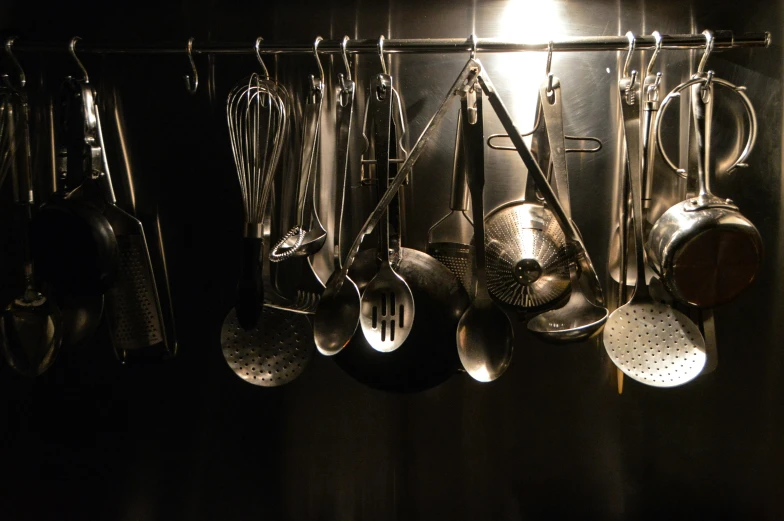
[221,307,312,387]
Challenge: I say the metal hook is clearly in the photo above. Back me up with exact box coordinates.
[646,31,663,76]
[69,37,90,83]
[340,36,352,82]
[313,36,324,85]
[546,41,554,93]
[469,34,478,60]
[622,31,636,81]
[183,37,198,94]
[697,29,714,75]
[254,37,270,78]
[3,37,26,90]
[378,35,388,74]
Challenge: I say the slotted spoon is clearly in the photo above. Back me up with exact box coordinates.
[359,73,414,353]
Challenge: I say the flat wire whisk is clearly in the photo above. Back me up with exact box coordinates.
[227,73,287,228]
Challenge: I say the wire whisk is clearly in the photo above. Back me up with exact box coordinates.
[227,73,288,230]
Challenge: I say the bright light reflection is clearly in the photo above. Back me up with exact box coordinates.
[493,0,567,131]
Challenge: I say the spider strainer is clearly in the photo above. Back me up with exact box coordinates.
[221,307,313,387]
[604,71,705,388]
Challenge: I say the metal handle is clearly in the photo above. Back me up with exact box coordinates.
[449,109,469,211]
[461,87,488,292]
[655,75,757,177]
[539,74,571,217]
[334,79,355,269]
[618,74,648,300]
[371,73,395,264]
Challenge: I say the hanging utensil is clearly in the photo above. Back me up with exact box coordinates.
[226,65,286,329]
[484,98,569,313]
[456,82,514,382]
[313,38,361,356]
[648,71,761,307]
[31,40,121,297]
[270,37,327,261]
[604,55,706,387]
[426,110,475,295]
[358,72,415,353]
[1,90,63,376]
[525,71,607,343]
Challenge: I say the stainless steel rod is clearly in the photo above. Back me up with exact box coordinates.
[7,32,771,55]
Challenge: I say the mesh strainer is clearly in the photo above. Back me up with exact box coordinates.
[427,110,474,294]
[484,201,569,309]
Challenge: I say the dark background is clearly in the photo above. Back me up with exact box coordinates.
[0,0,783,520]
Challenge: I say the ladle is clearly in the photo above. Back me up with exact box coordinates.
[1,93,63,376]
[455,85,514,382]
[483,73,606,342]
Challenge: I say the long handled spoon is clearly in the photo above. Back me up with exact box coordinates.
[456,86,514,381]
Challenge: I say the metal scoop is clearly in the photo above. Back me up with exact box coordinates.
[603,72,706,387]
[359,73,414,353]
[1,94,63,376]
[526,74,607,342]
[456,86,514,382]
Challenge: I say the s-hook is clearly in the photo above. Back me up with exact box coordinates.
[69,37,90,83]
[378,35,388,74]
[622,31,637,105]
[184,37,198,94]
[3,37,26,91]
[254,37,270,78]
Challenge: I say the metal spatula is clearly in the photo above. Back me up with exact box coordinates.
[359,73,414,353]
[426,110,474,295]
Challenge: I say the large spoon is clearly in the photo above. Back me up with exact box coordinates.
[1,95,63,376]
[456,86,514,382]
[313,66,360,356]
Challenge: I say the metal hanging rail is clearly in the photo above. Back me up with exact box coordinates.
[6,31,771,56]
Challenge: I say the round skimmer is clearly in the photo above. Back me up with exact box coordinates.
[220,307,313,387]
[604,303,706,388]
[485,203,570,310]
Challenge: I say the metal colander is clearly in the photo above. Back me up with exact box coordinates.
[484,202,570,310]
[220,307,313,387]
